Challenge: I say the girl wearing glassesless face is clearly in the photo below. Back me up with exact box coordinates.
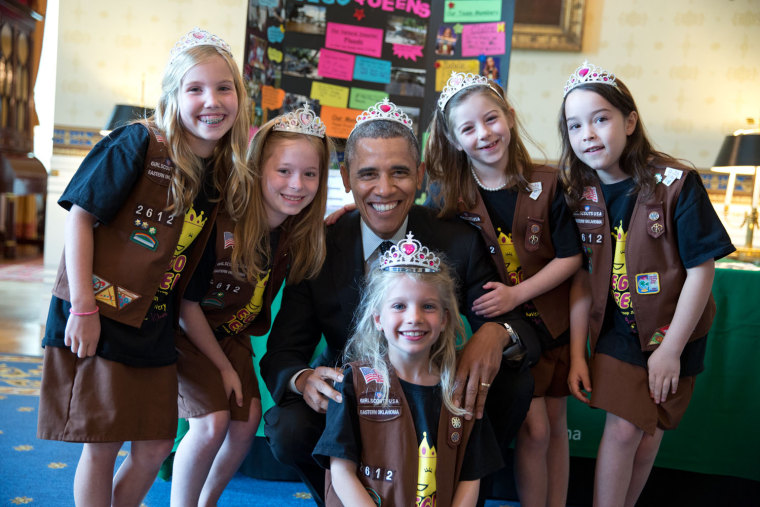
[172,104,332,506]
[559,61,734,506]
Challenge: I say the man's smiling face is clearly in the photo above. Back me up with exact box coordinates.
[341,136,424,239]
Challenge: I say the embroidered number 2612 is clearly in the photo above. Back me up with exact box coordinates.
[135,204,174,224]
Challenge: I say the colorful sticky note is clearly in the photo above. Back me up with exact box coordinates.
[349,88,388,110]
[353,56,392,84]
[444,0,502,23]
[435,60,481,91]
[320,105,363,139]
[311,82,350,108]
[267,26,284,43]
[267,47,283,63]
[261,85,286,111]
[325,22,383,58]
[461,22,506,56]
[318,49,356,81]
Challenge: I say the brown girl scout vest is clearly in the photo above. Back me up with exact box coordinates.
[574,167,716,352]
[52,124,216,328]
[199,213,290,339]
[457,166,571,338]
[325,363,474,507]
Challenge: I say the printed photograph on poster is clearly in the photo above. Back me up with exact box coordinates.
[283,47,321,80]
[248,34,268,71]
[397,105,421,137]
[263,58,281,87]
[386,66,426,97]
[481,56,500,82]
[384,15,428,46]
[282,93,320,117]
[435,25,457,55]
[249,0,286,33]
[285,3,326,35]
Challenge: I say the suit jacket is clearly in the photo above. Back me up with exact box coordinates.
[260,205,531,404]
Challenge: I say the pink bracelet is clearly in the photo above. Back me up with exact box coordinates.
[69,307,99,316]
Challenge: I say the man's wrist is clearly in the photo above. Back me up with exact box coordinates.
[289,368,313,395]
[500,322,526,364]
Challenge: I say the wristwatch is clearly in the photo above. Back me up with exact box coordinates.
[501,322,526,365]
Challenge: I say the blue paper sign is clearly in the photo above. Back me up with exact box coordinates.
[353,56,392,84]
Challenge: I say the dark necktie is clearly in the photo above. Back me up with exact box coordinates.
[379,240,394,255]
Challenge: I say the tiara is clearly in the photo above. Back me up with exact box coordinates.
[169,27,232,65]
[438,71,502,111]
[380,232,440,273]
[351,98,414,136]
[272,103,326,138]
[563,60,618,98]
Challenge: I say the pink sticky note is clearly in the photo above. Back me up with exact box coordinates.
[461,22,506,57]
[325,22,383,58]
[318,49,356,81]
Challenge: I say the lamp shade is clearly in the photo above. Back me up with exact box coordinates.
[712,133,760,173]
[101,104,154,135]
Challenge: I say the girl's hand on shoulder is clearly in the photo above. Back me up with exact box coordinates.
[221,367,244,407]
[64,314,101,358]
[472,282,519,317]
[647,345,681,404]
[567,359,592,404]
[324,203,356,226]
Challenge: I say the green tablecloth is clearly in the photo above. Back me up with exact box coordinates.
[238,265,759,481]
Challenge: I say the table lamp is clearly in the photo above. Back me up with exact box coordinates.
[100,105,154,136]
[711,130,760,248]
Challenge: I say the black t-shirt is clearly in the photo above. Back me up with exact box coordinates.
[480,183,581,348]
[596,172,734,375]
[313,365,503,483]
[43,124,217,367]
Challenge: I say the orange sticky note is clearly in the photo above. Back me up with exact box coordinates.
[320,105,362,139]
[261,85,285,111]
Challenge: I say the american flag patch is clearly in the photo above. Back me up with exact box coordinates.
[223,231,235,249]
[359,367,384,385]
[582,186,599,203]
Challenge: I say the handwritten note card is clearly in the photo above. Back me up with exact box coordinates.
[349,88,389,110]
[353,56,392,84]
[320,105,363,139]
[461,22,506,56]
[325,22,383,58]
[311,81,350,108]
[435,60,481,90]
[444,0,502,23]
[318,49,356,81]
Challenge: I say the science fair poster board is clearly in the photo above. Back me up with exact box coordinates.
[243,0,516,139]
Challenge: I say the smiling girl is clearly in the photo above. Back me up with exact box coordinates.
[560,61,734,506]
[37,28,250,506]
[425,71,582,507]
[313,233,503,507]
[171,104,332,506]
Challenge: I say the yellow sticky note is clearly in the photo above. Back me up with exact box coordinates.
[311,81,350,108]
[435,60,481,91]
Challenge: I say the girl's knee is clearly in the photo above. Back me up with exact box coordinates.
[192,411,232,441]
[131,439,174,466]
[604,414,643,445]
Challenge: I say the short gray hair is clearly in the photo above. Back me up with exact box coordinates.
[344,120,421,169]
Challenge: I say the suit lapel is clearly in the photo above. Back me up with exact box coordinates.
[331,212,364,321]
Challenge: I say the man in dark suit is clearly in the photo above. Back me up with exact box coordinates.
[260,107,535,505]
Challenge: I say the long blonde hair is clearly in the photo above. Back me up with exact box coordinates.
[343,265,467,415]
[231,120,332,284]
[151,44,251,219]
[425,84,535,218]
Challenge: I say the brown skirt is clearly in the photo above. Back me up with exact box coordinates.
[589,352,695,435]
[176,332,260,421]
[531,343,571,398]
[37,346,178,442]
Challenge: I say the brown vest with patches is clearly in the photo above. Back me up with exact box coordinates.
[52,124,216,328]
[458,166,570,338]
[199,214,290,339]
[325,363,474,507]
[575,168,716,352]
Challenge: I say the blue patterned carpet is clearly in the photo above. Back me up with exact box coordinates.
[0,353,516,506]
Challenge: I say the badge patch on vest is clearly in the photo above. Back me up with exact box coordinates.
[649,324,669,345]
[361,463,395,484]
[524,219,543,252]
[635,272,660,294]
[573,205,604,229]
[130,219,158,251]
[92,274,141,309]
[146,157,174,186]
[357,389,402,421]
[528,181,542,200]
[201,291,225,308]
[582,186,599,202]
[662,167,683,187]
[646,205,665,238]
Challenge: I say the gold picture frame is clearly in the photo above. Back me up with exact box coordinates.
[512,0,586,51]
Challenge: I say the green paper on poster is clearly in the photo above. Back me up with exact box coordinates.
[444,0,502,23]
[311,81,350,108]
[349,88,388,110]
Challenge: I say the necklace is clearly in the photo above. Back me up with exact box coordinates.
[470,166,507,191]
